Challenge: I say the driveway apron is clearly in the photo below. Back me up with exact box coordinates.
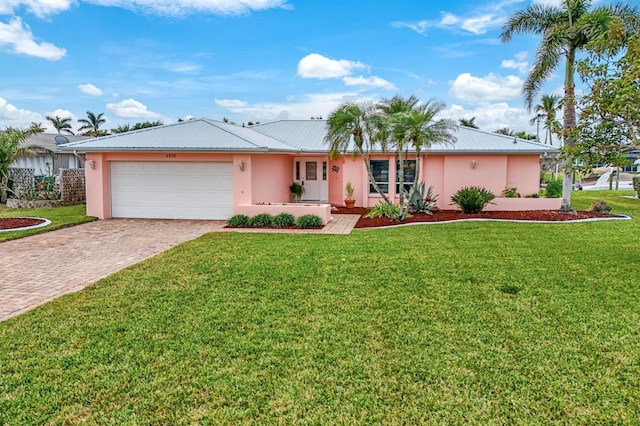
[0,219,225,321]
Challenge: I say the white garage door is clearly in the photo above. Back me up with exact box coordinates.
[110,161,233,219]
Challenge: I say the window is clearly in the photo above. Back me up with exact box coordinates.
[295,161,300,180]
[396,160,416,194]
[322,161,327,180]
[369,160,389,193]
[306,162,317,180]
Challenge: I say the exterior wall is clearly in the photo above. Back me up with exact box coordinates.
[84,150,546,220]
[333,153,544,210]
[506,155,542,197]
[327,158,344,206]
[251,154,292,204]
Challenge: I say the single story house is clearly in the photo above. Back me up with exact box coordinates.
[14,133,90,175]
[61,118,559,223]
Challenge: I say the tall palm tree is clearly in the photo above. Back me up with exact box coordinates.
[46,115,75,135]
[325,102,390,203]
[0,127,43,202]
[530,94,563,145]
[459,117,479,129]
[389,100,456,217]
[501,0,640,211]
[78,111,107,137]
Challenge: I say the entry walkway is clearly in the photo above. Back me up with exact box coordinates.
[0,215,359,321]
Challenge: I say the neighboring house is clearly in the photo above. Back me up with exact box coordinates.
[13,133,90,175]
[60,119,559,222]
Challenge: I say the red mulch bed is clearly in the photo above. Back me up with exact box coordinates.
[332,207,625,229]
[0,217,46,230]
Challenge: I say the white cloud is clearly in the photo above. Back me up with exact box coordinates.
[83,0,291,16]
[501,51,529,74]
[161,61,200,73]
[441,102,536,134]
[215,92,371,123]
[460,14,504,35]
[342,76,396,91]
[0,17,66,60]
[532,0,564,6]
[297,53,365,79]
[450,72,523,103]
[0,96,43,128]
[0,0,73,18]
[215,98,247,108]
[78,83,104,96]
[106,98,162,119]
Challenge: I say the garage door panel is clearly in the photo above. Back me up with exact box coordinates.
[111,161,233,220]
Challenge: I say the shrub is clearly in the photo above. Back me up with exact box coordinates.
[249,213,273,227]
[296,214,323,229]
[501,187,520,198]
[408,182,439,214]
[365,201,402,220]
[450,186,495,214]
[545,179,563,198]
[587,201,611,213]
[633,175,640,198]
[272,212,295,228]
[524,193,540,198]
[290,182,304,199]
[227,215,250,227]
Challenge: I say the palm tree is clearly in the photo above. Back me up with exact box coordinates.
[495,127,516,136]
[530,94,563,145]
[46,115,75,135]
[388,100,456,217]
[325,102,391,204]
[78,111,107,137]
[501,0,640,211]
[459,117,479,129]
[0,127,43,202]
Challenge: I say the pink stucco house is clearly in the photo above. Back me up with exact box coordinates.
[61,118,559,223]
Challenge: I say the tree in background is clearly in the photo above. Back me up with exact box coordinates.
[111,121,163,134]
[459,117,479,129]
[495,127,515,136]
[0,126,44,202]
[501,0,640,211]
[78,111,108,137]
[570,32,640,179]
[530,94,562,145]
[46,115,74,135]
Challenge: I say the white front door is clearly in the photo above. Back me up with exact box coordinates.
[294,158,328,202]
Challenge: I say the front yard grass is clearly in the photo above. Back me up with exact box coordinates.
[0,204,96,242]
[1,191,639,423]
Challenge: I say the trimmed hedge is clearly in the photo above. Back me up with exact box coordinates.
[227,213,323,229]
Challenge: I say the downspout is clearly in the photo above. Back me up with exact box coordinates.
[72,150,85,168]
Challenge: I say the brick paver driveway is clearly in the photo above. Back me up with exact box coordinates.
[0,219,225,321]
[0,215,359,322]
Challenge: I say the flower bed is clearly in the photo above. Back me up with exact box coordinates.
[236,203,332,225]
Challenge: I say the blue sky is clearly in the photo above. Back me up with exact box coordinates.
[1,0,574,135]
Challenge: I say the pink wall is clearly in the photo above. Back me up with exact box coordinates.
[507,156,541,197]
[251,154,292,203]
[84,150,545,220]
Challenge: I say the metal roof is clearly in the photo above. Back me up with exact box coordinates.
[251,119,328,151]
[60,119,299,152]
[60,118,558,154]
[20,133,91,153]
[427,126,557,153]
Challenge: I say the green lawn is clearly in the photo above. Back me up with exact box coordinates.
[0,204,96,242]
[1,191,639,424]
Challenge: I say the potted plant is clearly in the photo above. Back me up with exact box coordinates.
[344,181,355,208]
[290,181,304,202]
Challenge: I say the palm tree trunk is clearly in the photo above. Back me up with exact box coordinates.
[560,47,577,212]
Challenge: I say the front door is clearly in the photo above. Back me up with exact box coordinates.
[293,158,328,201]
